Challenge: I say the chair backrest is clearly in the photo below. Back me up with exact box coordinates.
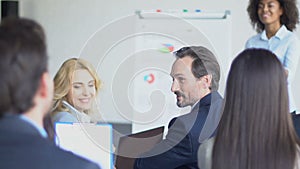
[115,126,164,169]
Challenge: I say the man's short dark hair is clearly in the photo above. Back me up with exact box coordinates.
[174,46,220,91]
[0,17,48,115]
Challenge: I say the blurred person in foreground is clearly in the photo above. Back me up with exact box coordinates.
[0,17,101,169]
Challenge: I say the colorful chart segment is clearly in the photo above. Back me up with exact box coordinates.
[159,43,174,53]
[144,73,155,84]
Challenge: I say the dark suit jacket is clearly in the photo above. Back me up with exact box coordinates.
[0,114,101,169]
[134,92,223,169]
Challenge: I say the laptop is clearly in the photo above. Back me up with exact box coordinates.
[115,126,164,169]
[55,122,113,169]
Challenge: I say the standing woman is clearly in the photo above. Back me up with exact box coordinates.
[51,58,102,123]
[246,0,300,135]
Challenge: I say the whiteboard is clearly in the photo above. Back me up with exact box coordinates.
[131,11,232,133]
[55,123,113,169]
[77,10,232,129]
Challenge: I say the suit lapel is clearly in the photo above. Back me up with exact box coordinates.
[198,92,223,143]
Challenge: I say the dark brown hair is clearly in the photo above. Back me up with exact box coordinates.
[212,48,300,169]
[0,17,48,115]
[247,0,299,32]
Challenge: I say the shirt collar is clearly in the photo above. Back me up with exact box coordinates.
[261,25,288,40]
[275,25,288,39]
[19,115,48,138]
[191,100,200,110]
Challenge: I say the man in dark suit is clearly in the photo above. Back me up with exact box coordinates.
[134,46,223,169]
[0,17,100,169]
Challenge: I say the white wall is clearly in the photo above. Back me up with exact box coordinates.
[19,0,253,72]
[17,0,300,123]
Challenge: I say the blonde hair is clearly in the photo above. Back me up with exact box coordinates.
[51,58,102,122]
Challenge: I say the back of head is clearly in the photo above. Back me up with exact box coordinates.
[212,48,299,169]
[174,46,220,91]
[0,17,48,116]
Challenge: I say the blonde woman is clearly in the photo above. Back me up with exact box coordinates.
[51,58,102,123]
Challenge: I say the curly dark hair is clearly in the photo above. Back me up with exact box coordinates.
[247,0,299,32]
